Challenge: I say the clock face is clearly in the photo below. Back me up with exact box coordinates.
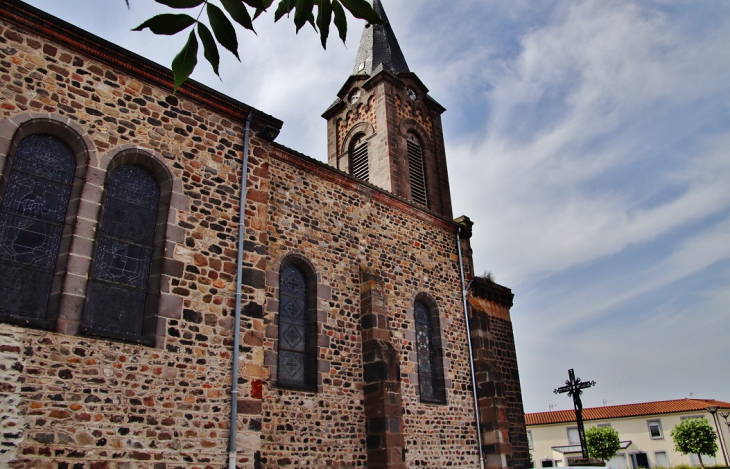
[407,88,417,100]
[349,90,361,104]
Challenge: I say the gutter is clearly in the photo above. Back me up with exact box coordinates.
[457,226,485,469]
[228,112,253,469]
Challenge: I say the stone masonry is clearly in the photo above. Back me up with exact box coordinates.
[0,1,529,468]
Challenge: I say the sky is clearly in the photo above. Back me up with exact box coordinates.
[21,0,730,414]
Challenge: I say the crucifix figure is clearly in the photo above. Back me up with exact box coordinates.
[554,369,596,459]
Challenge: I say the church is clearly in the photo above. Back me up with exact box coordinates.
[0,0,529,467]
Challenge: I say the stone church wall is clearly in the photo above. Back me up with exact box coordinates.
[0,11,261,467]
[253,147,481,467]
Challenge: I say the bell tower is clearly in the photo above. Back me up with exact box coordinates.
[322,0,453,219]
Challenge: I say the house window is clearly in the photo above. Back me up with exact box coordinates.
[83,165,160,343]
[527,429,534,450]
[609,453,629,469]
[0,134,76,329]
[350,135,369,182]
[597,423,611,428]
[277,262,317,389]
[414,299,445,403]
[541,460,554,468]
[406,134,427,207]
[654,451,669,468]
[647,419,663,439]
[689,453,715,466]
[567,427,580,445]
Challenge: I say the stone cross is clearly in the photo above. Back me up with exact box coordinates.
[554,369,596,459]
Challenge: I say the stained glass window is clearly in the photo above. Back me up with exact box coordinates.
[278,263,311,388]
[84,164,159,341]
[415,300,444,403]
[0,134,76,326]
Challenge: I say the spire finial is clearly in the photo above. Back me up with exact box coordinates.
[352,0,410,76]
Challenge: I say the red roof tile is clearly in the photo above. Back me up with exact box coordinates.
[526,398,730,426]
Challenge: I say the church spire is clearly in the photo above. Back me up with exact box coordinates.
[324,0,453,219]
[352,0,410,76]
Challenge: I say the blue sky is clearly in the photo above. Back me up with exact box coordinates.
[22,0,730,413]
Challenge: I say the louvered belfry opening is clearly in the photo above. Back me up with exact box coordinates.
[407,135,428,207]
[350,136,369,182]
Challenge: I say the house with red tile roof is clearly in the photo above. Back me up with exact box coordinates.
[526,399,730,469]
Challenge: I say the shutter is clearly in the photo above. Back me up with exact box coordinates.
[351,141,369,182]
[407,137,428,206]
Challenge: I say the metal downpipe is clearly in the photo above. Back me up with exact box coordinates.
[457,226,485,469]
[229,112,252,469]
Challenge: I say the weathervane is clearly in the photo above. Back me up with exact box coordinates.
[554,368,596,459]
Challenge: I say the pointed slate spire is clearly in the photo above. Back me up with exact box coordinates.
[352,0,410,76]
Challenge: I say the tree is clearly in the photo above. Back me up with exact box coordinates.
[671,418,718,469]
[129,0,385,91]
[585,426,621,462]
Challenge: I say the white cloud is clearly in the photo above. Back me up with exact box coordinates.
[450,0,730,284]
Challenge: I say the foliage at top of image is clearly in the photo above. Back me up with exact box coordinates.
[130,0,385,92]
[585,425,621,462]
[671,418,719,469]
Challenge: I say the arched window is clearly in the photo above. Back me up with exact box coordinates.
[350,135,369,182]
[278,262,317,389]
[415,299,446,403]
[407,134,428,207]
[0,134,76,328]
[83,164,160,343]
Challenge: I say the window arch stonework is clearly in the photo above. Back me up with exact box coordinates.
[0,114,187,348]
[338,121,375,175]
[399,120,435,207]
[408,292,449,404]
[265,252,330,393]
[0,114,95,330]
[84,146,186,347]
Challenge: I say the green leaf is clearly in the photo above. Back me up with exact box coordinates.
[171,29,198,92]
[197,22,220,76]
[293,0,314,32]
[332,0,346,43]
[241,0,265,9]
[132,14,196,35]
[206,3,240,60]
[221,0,256,32]
[154,0,205,8]
[339,0,383,24]
[251,0,274,19]
[274,0,294,22]
[316,0,332,48]
[307,11,317,32]
[125,0,130,8]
